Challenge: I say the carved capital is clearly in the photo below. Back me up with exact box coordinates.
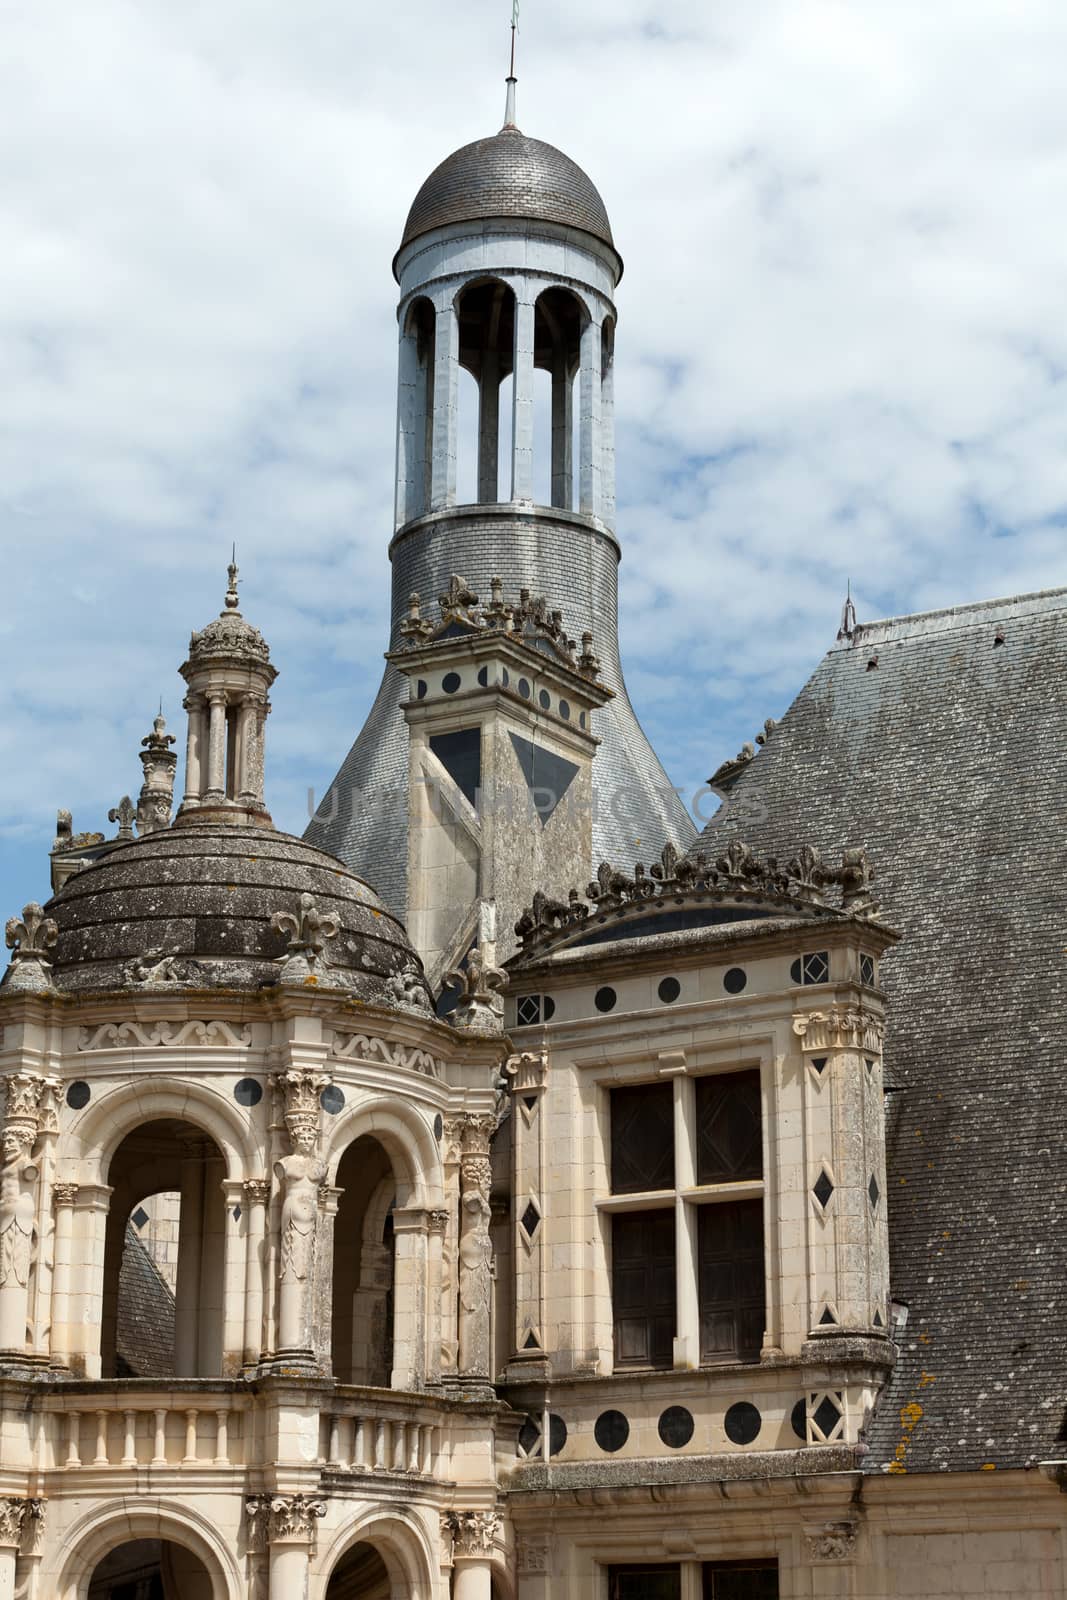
[2,1072,48,1136]
[242,1178,271,1208]
[505,1049,549,1098]
[459,1113,497,1160]
[428,1208,450,1236]
[793,1007,884,1054]
[443,1510,501,1561]
[267,1494,327,1544]
[806,1521,859,1561]
[52,1182,79,1210]
[0,1497,42,1551]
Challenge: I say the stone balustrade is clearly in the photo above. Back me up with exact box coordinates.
[321,1396,441,1479]
[44,1387,250,1471]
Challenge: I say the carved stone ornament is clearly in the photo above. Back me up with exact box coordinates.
[445,947,508,1034]
[271,893,340,983]
[136,711,178,836]
[3,904,58,991]
[272,1069,328,1124]
[443,1510,501,1561]
[107,794,136,842]
[517,1533,552,1574]
[242,1177,271,1208]
[268,1494,327,1543]
[0,1496,42,1551]
[806,1521,859,1561]
[123,951,207,987]
[793,1008,885,1054]
[396,573,601,681]
[52,1182,79,1210]
[331,1029,443,1079]
[384,959,433,1015]
[514,841,881,957]
[505,1050,549,1098]
[78,1019,252,1051]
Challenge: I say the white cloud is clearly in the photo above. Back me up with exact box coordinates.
[1,0,1066,911]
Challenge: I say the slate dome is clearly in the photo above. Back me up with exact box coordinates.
[42,824,430,1005]
[397,126,615,267]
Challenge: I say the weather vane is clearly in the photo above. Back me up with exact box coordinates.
[510,0,519,79]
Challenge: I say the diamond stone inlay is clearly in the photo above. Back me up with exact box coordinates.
[813,1395,843,1439]
[521,1201,541,1237]
[813,1170,834,1209]
[868,1174,880,1208]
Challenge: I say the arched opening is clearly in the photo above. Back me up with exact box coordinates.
[457,364,480,504]
[397,296,436,524]
[601,313,616,521]
[534,286,585,511]
[87,1538,214,1600]
[456,278,516,504]
[332,1136,397,1386]
[101,1120,227,1379]
[325,1541,391,1599]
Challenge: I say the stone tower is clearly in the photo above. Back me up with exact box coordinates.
[306,81,695,924]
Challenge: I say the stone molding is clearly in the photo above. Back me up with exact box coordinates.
[77,1019,252,1051]
[505,1050,548,1098]
[330,1029,444,1079]
[516,1533,553,1574]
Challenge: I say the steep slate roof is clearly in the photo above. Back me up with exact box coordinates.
[698,587,1067,1475]
[115,1225,176,1378]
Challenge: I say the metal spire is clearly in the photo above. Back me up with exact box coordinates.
[837,579,858,642]
[225,545,240,612]
[504,0,519,127]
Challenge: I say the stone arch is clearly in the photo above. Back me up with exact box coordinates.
[396,294,437,524]
[324,1096,441,1207]
[453,275,517,505]
[316,1509,436,1600]
[56,1499,241,1600]
[534,283,589,511]
[63,1076,254,1187]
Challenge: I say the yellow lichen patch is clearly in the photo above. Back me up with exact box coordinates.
[887,1461,907,1474]
[942,1231,951,1239]
[919,1371,936,1387]
[303,976,319,987]
[1014,1279,1030,1291]
[227,884,236,892]
[980,1462,996,1471]
[918,1332,930,1345]
[900,1402,923,1428]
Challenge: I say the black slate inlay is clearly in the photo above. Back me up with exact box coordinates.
[543,995,556,1021]
[813,1170,834,1209]
[539,688,551,709]
[594,986,617,1013]
[508,732,579,826]
[518,1416,541,1456]
[234,1077,262,1107]
[521,1201,541,1237]
[658,976,681,1004]
[442,671,462,694]
[813,1395,842,1438]
[430,727,482,808]
[66,1082,90,1110]
[434,1113,443,1140]
[658,1406,694,1448]
[548,1414,568,1457]
[723,966,748,994]
[819,1306,838,1325]
[791,1399,807,1441]
[523,1331,540,1349]
[477,665,489,687]
[811,1057,828,1076]
[594,1409,629,1453]
[320,1085,345,1115]
[517,995,541,1026]
[132,1206,149,1231]
[724,1401,761,1446]
[868,1173,880,1208]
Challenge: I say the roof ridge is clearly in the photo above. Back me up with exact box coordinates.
[838,584,1067,648]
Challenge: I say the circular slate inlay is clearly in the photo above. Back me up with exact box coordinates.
[559,699,571,721]
[442,671,462,695]
[658,1406,694,1448]
[594,986,617,1014]
[724,1401,761,1446]
[518,1416,541,1457]
[657,976,681,1005]
[233,1078,262,1107]
[518,677,531,699]
[548,1413,568,1457]
[320,1085,345,1115]
[66,1081,90,1110]
[434,1112,444,1140]
[543,995,556,1021]
[594,1409,629,1453]
[791,1399,808,1442]
[416,679,428,700]
[723,967,747,994]
[501,667,510,688]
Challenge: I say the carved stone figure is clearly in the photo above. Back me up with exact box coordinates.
[0,1127,37,1291]
[458,1160,494,1377]
[276,1121,326,1289]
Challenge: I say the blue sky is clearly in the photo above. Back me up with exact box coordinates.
[2,0,1066,916]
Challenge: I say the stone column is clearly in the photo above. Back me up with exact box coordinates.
[396,318,421,526]
[174,1141,206,1378]
[182,693,204,806]
[244,693,269,808]
[505,1051,548,1369]
[263,1494,326,1600]
[391,1205,429,1390]
[0,1075,47,1358]
[204,690,227,801]
[550,351,573,509]
[426,1207,449,1386]
[0,1499,41,1600]
[457,1116,496,1381]
[242,1179,270,1368]
[270,1070,328,1365]
[666,1062,699,1369]
[578,315,603,518]
[430,298,459,509]
[511,296,536,501]
[233,701,254,801]
[477,354,500,502]
[600,320,616,528]
[445,1513,499,1600]
[49,1182,78,1368]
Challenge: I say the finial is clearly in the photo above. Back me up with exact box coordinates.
[504,0,518,127]
[837,579,857,643]
[225,545,240,612]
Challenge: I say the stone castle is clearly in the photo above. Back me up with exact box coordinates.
[0,71,1064,1600]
